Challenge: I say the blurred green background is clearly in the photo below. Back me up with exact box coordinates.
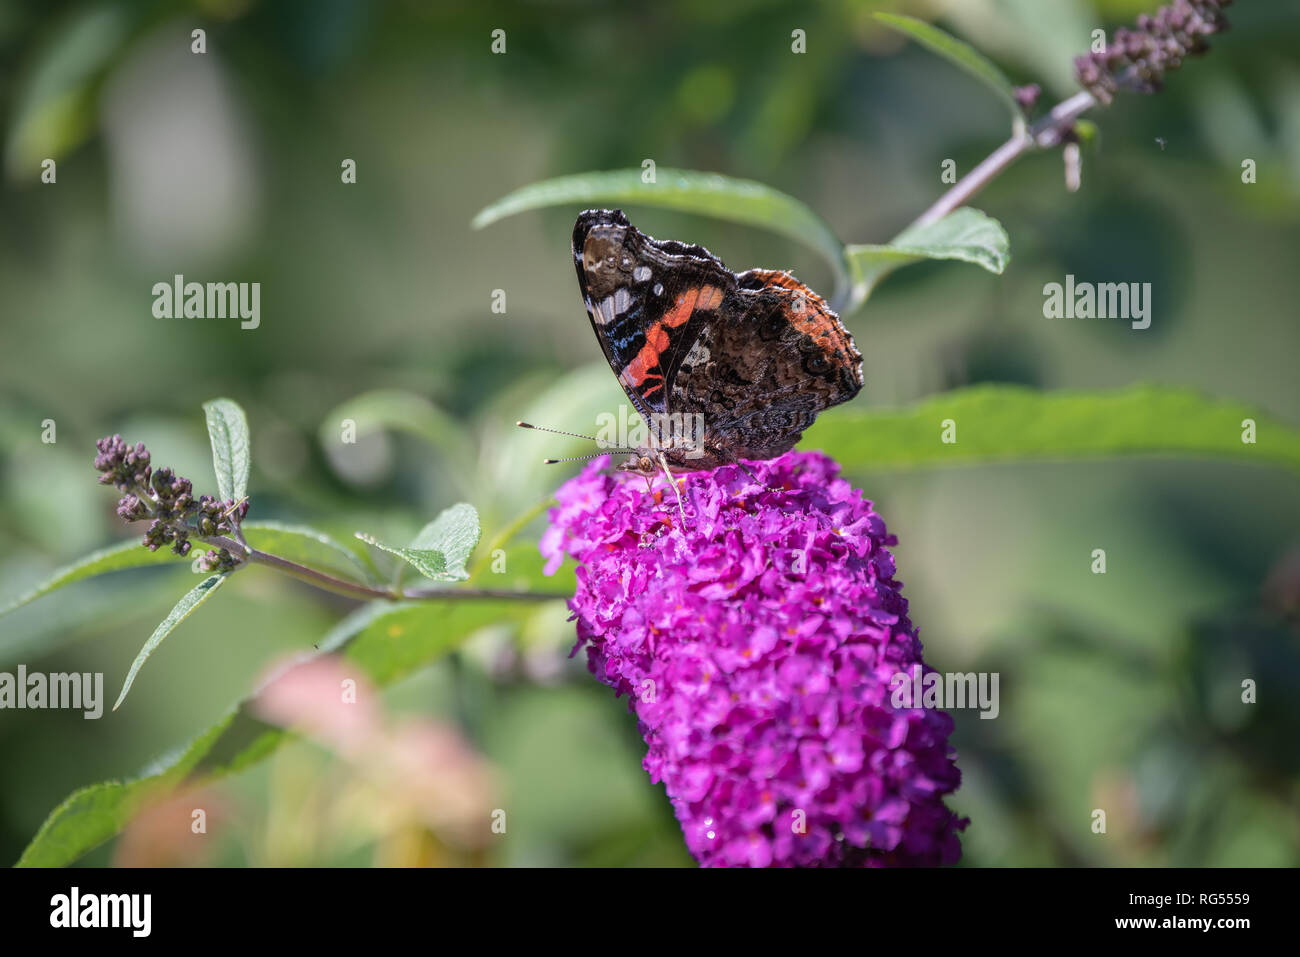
[2,0,1299,866]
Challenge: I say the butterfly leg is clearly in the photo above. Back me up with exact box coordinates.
[713,447,765,488]
[733,459,762,486]
[657,450,688,527]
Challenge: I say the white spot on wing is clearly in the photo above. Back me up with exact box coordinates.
[592,296,616,325]
[633,265,651,282]
[683,338,710,366]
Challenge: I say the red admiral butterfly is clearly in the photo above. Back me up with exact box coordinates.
[522,209,862,501]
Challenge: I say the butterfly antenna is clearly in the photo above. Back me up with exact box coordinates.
[516,421,601,442]
[543,450,636,465]
[518,420,638,463]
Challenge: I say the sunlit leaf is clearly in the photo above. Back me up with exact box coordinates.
[807,384,1300,473]
[875,13,1023,119]
[473,167,850,306]
[0,540,191,618]
[202,398,251,504]
[112,573,230,711]
[355,503,481,582]
[242,520,375,585]
[844,207,1010,309]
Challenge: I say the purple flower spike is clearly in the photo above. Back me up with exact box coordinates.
[542,449,967,867]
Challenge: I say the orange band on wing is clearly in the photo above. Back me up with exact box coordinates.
[618,284,722,391]
[662,287,700,328]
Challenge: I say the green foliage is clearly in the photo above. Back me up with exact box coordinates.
[474,167,850,304]
[807,385,1299,472]
[475,167,1010,314]
[18,596,532,866]
[242,521,376,585]
[355,503,481,582]
[874,13,1024,120]
[7,1,1297,869]
[0,540,191,618]
[845,208,1010,307]
[3,5,135,180]
[112,573,229,711]
[202,398,251,504]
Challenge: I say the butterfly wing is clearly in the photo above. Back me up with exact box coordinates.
[573,209,733,424]
[573,211,862,466]
[667,268,863,461]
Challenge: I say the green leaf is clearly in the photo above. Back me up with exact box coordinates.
[18,596,528,866]
[355,503,481,582]
[241,521,376,585]
[15,715,236,868]
[805,384,1300,473]
[874,13,1022,119]
[112,574,229,712]
[844,207,1010,309]
[202,398,251,503]
[0,540,192,618]
[472,167,850,307]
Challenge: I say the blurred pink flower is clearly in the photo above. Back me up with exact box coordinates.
[254,655,499,850]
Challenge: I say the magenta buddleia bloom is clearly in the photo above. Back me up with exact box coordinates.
[541,449,967,867]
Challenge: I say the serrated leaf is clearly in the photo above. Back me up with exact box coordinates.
[875,12,1022,119]
[202,398,251,503]
[410,503,480,575]
[18,596,529,866]
[805,384,1300,473]
[472,167,850,307]
[355,503,481,582]
[241,521,376,585]
[0,539,193,617]
[844,207,1010,309]
[112,573,229,711]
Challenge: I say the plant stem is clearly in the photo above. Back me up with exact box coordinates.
[910,90,1096,229]
[402,584,565,601]
[197,534,561,604]
[467,496,556,580]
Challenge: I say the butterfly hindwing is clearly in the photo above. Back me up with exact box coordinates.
[666,269,862,460]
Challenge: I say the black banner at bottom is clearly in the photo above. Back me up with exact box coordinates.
[0,866,1279,942]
